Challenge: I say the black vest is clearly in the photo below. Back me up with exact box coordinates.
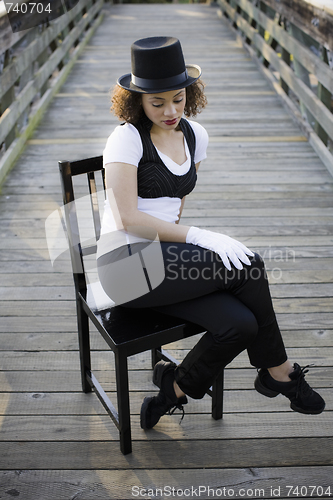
[133,116,197,199]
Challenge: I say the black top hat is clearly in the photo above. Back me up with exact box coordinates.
[117,36,201,94]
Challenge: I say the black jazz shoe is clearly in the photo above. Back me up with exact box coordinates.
[255,363,325,415]
[140,361,187,430]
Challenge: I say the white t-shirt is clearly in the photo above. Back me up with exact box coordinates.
[98,119,209,256]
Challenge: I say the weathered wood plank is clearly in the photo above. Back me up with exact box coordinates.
[1,388,332,415]
[0,466,331,500]
[180,216,333,227]
[1,296,333,315]
[0,273,73,286]
[1,311,333,332]
[1,328,332,352]
[1,367,331,393]
[1,438,333,469]
[0,347,331,372]
[1,412,332,442]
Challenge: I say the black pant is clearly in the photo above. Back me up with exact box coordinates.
[98,242,287,399]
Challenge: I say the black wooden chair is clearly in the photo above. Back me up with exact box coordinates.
[58,155,224,455]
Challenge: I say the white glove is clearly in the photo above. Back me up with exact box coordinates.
[186,226,254,271]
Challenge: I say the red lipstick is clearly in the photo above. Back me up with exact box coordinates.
[164,118,178,126]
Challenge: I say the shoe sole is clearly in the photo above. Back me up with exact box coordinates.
[140,396,154,430]
[254,374,280,398]
[290,401,325,415]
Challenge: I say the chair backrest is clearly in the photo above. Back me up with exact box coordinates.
[58,156,112,309]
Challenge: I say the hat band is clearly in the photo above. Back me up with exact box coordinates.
[131,70,188,90]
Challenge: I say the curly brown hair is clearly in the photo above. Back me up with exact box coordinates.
[110,79,207,124]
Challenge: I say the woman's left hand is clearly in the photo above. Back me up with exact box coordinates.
[186,226,254,271]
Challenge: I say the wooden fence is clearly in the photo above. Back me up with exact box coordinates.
[0,0,105,185]
[217,0,333,175]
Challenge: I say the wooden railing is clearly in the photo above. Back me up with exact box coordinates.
[217,0,333,175]
[0,0,105,185]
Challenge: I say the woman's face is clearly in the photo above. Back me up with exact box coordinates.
[141,88,186,132]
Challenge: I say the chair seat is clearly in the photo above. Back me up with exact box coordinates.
[86,281,203,348]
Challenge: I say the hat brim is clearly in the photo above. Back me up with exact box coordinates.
[117,64,201,94]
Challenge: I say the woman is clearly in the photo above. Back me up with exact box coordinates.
[97,36,325,430]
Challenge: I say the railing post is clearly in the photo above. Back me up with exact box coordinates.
[315,47,331,146]
[0,50,16,149]
[280,16,290,95]
[288,22,316,127]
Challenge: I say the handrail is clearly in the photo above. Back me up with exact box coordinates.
[218,0,333,175]
[0,0,105,185]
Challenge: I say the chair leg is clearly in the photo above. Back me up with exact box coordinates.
[151,347,162,368]
[115,351,132,455]
[77,298,92,393]
[211,369,224,420]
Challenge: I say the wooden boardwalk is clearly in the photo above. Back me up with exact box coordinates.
[0,2,333,498]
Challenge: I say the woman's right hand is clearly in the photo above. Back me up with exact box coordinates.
[186,226,254,271]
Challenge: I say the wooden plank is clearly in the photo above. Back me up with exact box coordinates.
[181,216,333,227]
[2,235,333,252]
[1,285,333,303]
[1,388,332,415]
[0,273,73,286]
[0,467,332,500]
[0,332,81,351]
[0,347,331,371]
[26,135,309,144]
[0,300,75,316]
[267,269,333,284]
[1,325,332,352]
[2,293,333,319]
[0,466,332,500]
[1,438,332,469]
[1,366,331,392]
[1,412,332,442]
[2,245,333,265]
[169,329,333,348]
[209,136,308,142]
